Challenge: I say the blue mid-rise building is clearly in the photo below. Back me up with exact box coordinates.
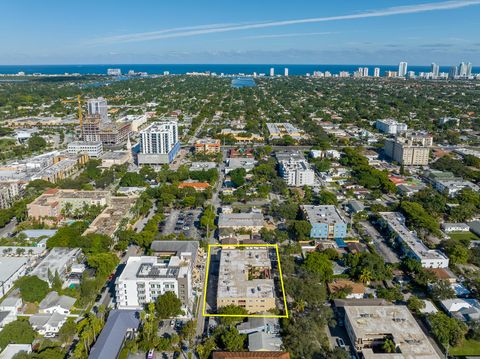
[301,205,347,240]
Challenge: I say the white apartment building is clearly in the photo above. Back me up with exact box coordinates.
[379,212,449,268]
[138,121,180,165]
[67,141,103,158]
[398,61,408,77]
[277,151,315,187]
[116,256,193,312]
[375,119,408,135]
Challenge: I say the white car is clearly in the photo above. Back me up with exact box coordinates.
[336,338,346,348]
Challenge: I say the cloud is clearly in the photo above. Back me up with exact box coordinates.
[91,0,480,44]
[240,32,334,40]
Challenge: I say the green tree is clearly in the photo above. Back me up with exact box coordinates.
[407,295,426,314]
[27,135,47,152]
[229,168,247,188]
[16,275,49,303]
[288,220,312,241]
[429,311,467,347]
[155,292,183,319]
[382,338,396,353]
[0,319,36,350]
[218,305,248,326]
[87,253,119,276]
[304,252,333,282]
[219,327,246,352]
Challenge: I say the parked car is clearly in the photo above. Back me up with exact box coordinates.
[336,338,346,348]
[147,349,155,359]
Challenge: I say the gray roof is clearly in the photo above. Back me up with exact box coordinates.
[29,312,66,328]
[469,221,480,236]
[248,332,283,352]
[0,311,10,324]
[89,310,141,359]
[0,257,28,283]
[20,229,58,239]
[39,291,76,311]
[150,240,198,266]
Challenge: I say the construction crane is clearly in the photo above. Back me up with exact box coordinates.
[62,95,84,128]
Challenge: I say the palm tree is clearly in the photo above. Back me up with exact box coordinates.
[382,338,396,353]
[359,268,372,285]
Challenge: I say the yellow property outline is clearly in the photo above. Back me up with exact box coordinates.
[202,243,289,318]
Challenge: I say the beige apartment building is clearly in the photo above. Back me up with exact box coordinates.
[384,132,433,165]
[217,248,276,314]
[194,138,221,154]
[27,189,110,223]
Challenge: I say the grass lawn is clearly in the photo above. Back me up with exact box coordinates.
[449,231,480,241]
[450,339,480,356]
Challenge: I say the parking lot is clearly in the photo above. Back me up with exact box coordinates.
[160,209,201,239]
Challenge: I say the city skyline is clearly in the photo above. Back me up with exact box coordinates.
[1,0,480,65]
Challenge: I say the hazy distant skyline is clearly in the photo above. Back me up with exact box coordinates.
[1,0,480,65]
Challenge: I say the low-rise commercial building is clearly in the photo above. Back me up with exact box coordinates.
[100,151,131,168]
[266,123,305,140]
[217,248,276,314]
[0,257,28,297]
[116,255,193,311]
[301,205,347,240]
[67,141,103,157]
[379,212,449,268]
[225,157,256,174]
[190,162,217,171]
[344,305,440,358]
[384,132,433,166]
[194,138,221,154]
[30,248,82,284]
[218,213,265,233]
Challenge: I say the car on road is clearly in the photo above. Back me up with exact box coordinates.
[183,226,190,231]
[336,338,346,349]
[170,319,175,326]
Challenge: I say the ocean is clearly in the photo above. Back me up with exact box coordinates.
[0,64,477,76]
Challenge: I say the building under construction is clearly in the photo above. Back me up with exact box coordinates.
[81,97,131,148]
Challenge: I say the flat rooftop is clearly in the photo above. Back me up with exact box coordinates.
[218,213,265,228]
[380,212,448,262]
[118,256,190,282]
[217,248,275,299]
[0,257,28,282]
[302,205,345,225]
[30,248,81,282]
[345,305,440,359]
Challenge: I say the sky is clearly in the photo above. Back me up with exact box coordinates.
[1,0,479,65]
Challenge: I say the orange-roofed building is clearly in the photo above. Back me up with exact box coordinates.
[328,279,366,299]
[178,182,210,192]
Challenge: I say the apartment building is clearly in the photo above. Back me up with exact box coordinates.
[67,141,103,158]
[384,132,433,166]
[277,151,315,187]
[301,205,347,240]
[27,189,110,222]
[0,182,20,209]
[217,248,276,314]
[116,255,193,311]
[344,305,440,359]
[379,212,449,268]
[194,138,221,154]
[426,170,479,197]
[138,121,180,165]
[375,119,408,135]
[218,212,265,234]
